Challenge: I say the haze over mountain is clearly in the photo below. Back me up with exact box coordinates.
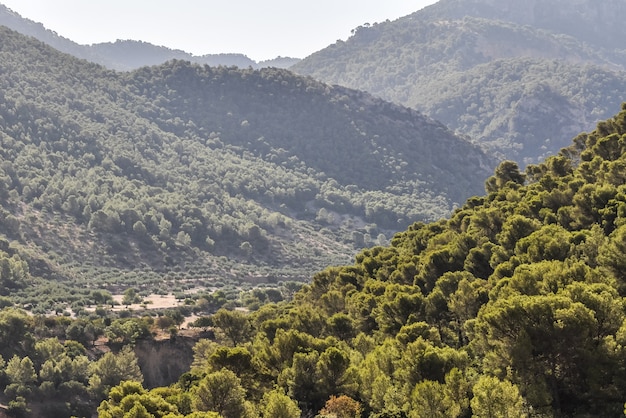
[418,0,626,53]
[0,4,300,71]
[292,0,626,165]
[0,26,491,293]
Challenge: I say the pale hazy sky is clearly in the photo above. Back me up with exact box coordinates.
[1,0,438,61]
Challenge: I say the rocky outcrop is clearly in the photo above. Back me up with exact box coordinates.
[134,336,197,388]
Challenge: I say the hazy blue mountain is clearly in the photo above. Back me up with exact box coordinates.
[292,0,626,165]
[88,40,259,71]
[0,3,300,70]
[258,56,302,68]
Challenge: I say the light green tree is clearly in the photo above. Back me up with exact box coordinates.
[122,288,141,306]
[0,308,34,358]
[470,376,526,418]
[260,389,300,418]
[4,355,36,398]
[193,368,251,418]
[409,380,453,418]
[316,346,355,397]
[211,309,253,346]
[89,346,143,398]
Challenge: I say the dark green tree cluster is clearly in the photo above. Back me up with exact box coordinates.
[0,308,144,417]
[0,246,28,295]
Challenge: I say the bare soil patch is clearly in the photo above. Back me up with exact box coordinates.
[111,294,180,310]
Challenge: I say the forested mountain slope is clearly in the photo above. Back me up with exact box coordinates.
[78,104,626,418]
[0,4,299,70]
[292,0,626,165]
[0,26,490,302]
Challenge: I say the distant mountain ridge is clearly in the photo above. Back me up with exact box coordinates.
[0,3,301,70]
[292,0,626,165]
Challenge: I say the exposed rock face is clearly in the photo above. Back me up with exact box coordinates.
[134,336,197,388]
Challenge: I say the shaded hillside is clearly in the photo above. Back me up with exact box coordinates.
[0,4,300,70]
[416,57,626,161]
[292,0,626,165]
[0,26,491,301]
[125,61,490,195]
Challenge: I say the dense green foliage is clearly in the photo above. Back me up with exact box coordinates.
[0,26,491,309]
[21,105,620,417]
[292,0,626,165]
[2,41,626,416]
[0,309,146,417]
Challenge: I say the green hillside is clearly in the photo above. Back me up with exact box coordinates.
[292,1,626,165]
[3,101,626,418]
[0,26,491,309]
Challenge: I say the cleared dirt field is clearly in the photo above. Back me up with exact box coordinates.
[111,294,181,310]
